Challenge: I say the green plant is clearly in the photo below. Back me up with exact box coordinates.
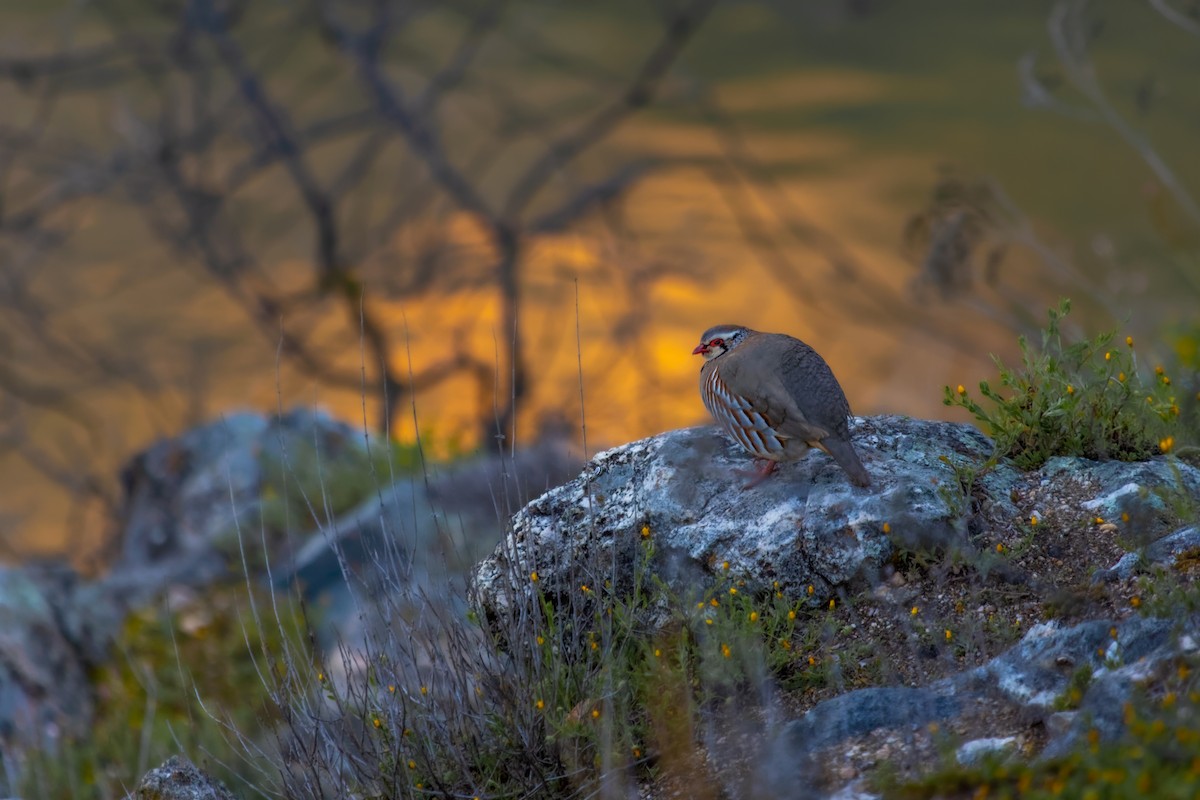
[251,526,833,799]
[258,436,426,538]
[945,299,1180,469]
[1054,664,1095,711]
[15,585,308,800]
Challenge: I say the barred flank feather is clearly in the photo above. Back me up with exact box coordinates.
[702,369,786,459]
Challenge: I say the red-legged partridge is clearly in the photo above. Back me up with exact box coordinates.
[692,324,871,488]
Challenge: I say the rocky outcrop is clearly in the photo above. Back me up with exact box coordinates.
[473,415,1198,621]
[0,408,578,773]
[113,407,578,613]
[473,416,1014,621]
[758,613,1193,796]
[471,415,1200,797]
[5,410,1199,799]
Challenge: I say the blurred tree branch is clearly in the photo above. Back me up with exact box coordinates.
[0,0,715,553]
[1147,0,1200,37]
[1018,0,1200,297]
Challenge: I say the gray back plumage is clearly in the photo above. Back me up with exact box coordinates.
[698,328,870,487]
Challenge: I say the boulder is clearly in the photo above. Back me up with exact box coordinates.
[473,415,1007,622]
[110,408,357,597]
[473,415,1200,628]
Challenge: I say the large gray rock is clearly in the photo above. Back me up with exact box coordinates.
[473,415,1200,626]
[111,408,356,595]
[280,435,581,604]
[473,415,1000,621]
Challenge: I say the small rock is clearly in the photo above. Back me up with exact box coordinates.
[956,736,1018,765]
[1045,711,1077,738]
[133,756,236,800]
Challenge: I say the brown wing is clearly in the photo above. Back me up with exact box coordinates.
[717,333,871,486]
[716,334,836,445]
[700,360,788,458]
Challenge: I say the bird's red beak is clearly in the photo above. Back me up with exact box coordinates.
[692,343,708,355]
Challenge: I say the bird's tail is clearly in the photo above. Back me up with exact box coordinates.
[815,437,871,488]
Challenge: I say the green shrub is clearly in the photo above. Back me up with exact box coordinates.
[944,299,1180,469]
[15,584,309,800]
[259,435,425,538]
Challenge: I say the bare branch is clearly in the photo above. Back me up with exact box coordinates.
[1148,0,1200,36]
[321,4,500,225]
[501,0,717,220]
[529,161,655,234]
[1046,0,1200,229]
[415,0,506,116]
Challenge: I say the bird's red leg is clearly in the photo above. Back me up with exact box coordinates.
[735,458,777,489]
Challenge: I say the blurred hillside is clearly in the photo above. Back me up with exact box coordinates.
[0,0,1197,559]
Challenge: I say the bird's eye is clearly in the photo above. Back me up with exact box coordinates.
[710,338,724,347]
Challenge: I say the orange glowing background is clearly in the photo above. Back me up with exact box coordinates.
[1,1,1197,559]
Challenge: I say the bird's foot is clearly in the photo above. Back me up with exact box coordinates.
[735,459,777,489]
